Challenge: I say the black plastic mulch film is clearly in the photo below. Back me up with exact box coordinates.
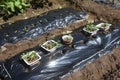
[94,0,120,8]
[0,8,86,46]
[0,8,120,80]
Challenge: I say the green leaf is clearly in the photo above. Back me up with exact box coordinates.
[9,2,15,12]
[7,10,11,15]
[5,2,15,12]
[0,4,5,7]
[15,1,21,7]
[22,3,30,7]
[20,9,23,13]
[18,5,22,9]
[0,0,30,16]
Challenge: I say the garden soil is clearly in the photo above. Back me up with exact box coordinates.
[0,0,120,80]
[70,0,120,24]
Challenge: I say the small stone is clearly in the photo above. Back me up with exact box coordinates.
[59,6,62,9]
[14,30,18,33]
[24,17,28,19]
[62,31,72,34]
[66,31,72,34]
[0,46,7,52]
[6,34,9,37]
[23,14,26,16]
[79,40,84,44]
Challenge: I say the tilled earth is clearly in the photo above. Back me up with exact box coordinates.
[102,67,120,80]
[70,0,120,24]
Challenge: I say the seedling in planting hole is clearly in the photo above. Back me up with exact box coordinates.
[21,51,41,66]
[23,27,28,32]
[83,23,99,35]
[41,40,58,52]
[44,18,48,23]
[62,34,73,45]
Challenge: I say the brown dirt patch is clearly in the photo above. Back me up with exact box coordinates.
[70,0,120,25]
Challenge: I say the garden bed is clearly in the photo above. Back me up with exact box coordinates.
[0,0,120,80]
[1,0,120,60]
[0,7,89,60]
[0,20,120,80]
